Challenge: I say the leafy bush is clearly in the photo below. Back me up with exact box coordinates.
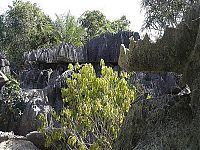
[54,13,87,47]
[39,60,135,149]
[0,75,25,131]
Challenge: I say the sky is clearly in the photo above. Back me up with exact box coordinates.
[0,0,145,32]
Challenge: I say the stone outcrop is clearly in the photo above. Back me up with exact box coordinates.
[24,43,85,64]
[24,31,133,64]
[115,4,200,150]
[85,31,133,63]
[130,72,182,98]
[19,31,134,110]
[19,89,52,136]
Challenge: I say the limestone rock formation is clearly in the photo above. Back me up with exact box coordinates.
[24,43,85,64]
[130,72,182,97]
[118,44,130,71]
[115,4,200,150]
[84,31,133,63]
[0,50,10,87]
[24,31,133,64]
[19,89,52,136]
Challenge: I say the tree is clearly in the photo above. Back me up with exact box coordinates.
[141,0,198,31]
[79,10,131,41]
[111,15,130,32]
[2,0,57,69]
[79,10,114,40]
[54,12,86,47]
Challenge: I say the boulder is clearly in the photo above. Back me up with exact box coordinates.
[114,93,192,150]
[0,139,39,150]
[0,131,39,150]
[26,131,46,150]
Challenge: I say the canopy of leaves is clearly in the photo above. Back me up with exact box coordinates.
[54,13,87,47]
[79,10,130,40]
[0,75,25,132]
[111,15,131,32]
[1,0,57,68]
[141,0,198,31]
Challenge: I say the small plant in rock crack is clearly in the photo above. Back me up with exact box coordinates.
[0,75,25,131]
[39,59,136,150]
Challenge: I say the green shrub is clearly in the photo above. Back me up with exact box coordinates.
[0,75,25,131]
[39,60,136,149]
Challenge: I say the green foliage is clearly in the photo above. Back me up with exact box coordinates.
[0,75,25,131]
[79,10,130,40]
[111,15,130,32]
[0,15,6,43]
[79,10,112,40]
[141,0,198,31]
[1,0,57,69]
[40,60,135,149]
[54,12,87,47]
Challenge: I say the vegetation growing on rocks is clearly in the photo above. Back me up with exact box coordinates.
[0,75,25,132]
[39,60,136,149]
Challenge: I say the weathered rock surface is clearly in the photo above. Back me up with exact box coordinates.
[0,71,8,88]
[0,139,39,150]
[85,31,133,63]
[130,72,181,98]
[19,89,52,136]
[0,131,39,150]
[115,4,200,150]
[24,44,85,64]
[26,131,46,150]
[24,31,133,64]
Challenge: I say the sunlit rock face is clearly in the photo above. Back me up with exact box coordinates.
[24,43,86,64]
[115,4,200,150]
